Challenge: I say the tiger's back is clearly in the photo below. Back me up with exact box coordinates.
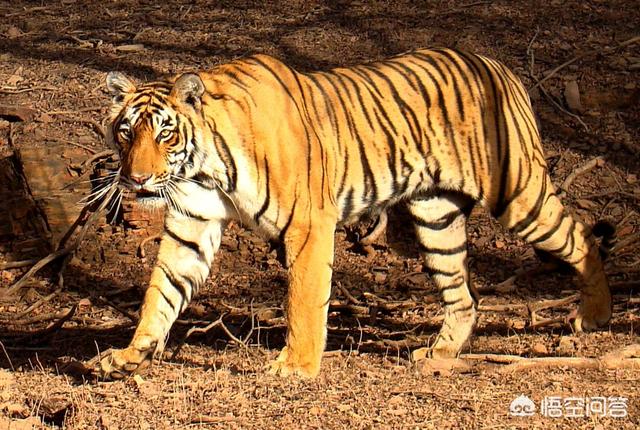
[97,48,611,379]
[204,49,546,230]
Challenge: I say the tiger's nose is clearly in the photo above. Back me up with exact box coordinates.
[129,173,152,185]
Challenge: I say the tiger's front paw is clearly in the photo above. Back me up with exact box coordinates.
[267,346,320,378]
[96,347,152,380]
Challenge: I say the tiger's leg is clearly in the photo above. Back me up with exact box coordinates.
[408,193,477,359]
[99,215,223,379]
[269,222,336,377]
[496,174,611,331]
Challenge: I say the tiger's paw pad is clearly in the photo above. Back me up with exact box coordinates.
[267,360,315,378]
[267,348,319,378]
[94,347,151,381]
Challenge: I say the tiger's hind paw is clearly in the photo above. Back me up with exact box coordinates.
[572,302,612,333]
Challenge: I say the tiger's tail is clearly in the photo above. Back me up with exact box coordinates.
[592,219,616,261]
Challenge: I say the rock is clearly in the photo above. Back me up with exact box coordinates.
[531,342,548,356]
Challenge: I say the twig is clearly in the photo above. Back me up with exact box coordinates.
[56,139,99,154]
[58,116,106,138]
[611,231,640,254]
[15,290,59,318]
[529,35,640,91]
[36,305,77,336]
[93,296,138,323]
[498,355,640,374]
[46,107,103,115]
[540,82,589,131]
[478,303,527,313]
[528,316,568,330]
[0,259,38,270]
[430,1,491,17]
[462,344,640,373]
[0,341,14,371]
[528,294,579,314]
[335,282,362,305]
[171,313,247,360]
[138,233,162,258]
[0,86,58,94]
[2,183,119,297]
[528,294,579,327]
[526,28,589,131]
[6,305,76,327]
[461,353,524,364]
[559,156,605,198]
[68,150,114,175]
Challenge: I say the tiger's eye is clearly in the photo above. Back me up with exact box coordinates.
[119,128,131,140]
[159,129,173,139]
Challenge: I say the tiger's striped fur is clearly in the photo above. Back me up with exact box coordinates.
[98,48,611,379]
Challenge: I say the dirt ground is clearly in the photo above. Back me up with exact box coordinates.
[0,1,639,429]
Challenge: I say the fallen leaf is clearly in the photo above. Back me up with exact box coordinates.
[564,80,583,113]
[133,374,145,387]
[411,347,429,362]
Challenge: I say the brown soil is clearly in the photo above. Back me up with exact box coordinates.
[0,1,639,429]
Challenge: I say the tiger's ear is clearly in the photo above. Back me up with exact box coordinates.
[172,73,205,110]
[106,72,136,103]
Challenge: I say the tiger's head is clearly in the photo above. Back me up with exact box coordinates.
[105,72,207,207]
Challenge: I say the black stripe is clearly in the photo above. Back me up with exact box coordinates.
[278,195,298,243]
[425,267,461,277]
[509,178,548,235]
[443,297,463,306]
[528,213,566,244]
[413,210,461,231]
[165,228,203,258]
[247,56,297,102]
[438,278,466,292]
[212,133,238,192]
[342,187,355,220]
[452,304,475,313]
[254,156,271,222]
[157,262,190,307]
[156,287,179,311]
[419,243,467,256]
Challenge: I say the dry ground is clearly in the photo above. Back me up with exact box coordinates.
[0,1,639,429]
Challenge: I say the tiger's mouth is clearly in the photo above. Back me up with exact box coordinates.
[135,189,163,205]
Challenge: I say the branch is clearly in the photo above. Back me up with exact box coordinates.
[2,183,119,297]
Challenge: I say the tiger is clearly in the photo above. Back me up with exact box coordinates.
[97,48,612,379]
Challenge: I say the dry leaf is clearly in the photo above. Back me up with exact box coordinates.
[564,80,583,113]
[133,374,145,387]
[411,347,429,362]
